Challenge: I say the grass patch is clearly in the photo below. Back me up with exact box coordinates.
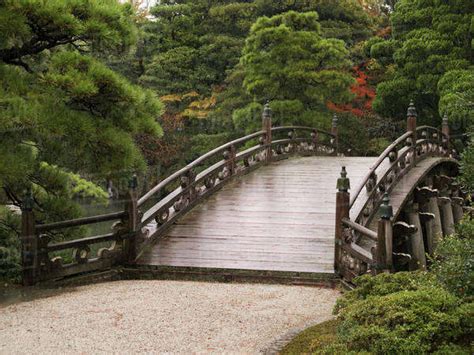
[280,319,339,354]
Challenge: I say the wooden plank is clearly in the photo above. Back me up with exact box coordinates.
[138,156,377,273]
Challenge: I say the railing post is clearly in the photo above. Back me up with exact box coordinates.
[124,174,139,263]
[442,113,450,153]
[376,193,393,273]
[21,188,37,286]
[262,102,272,163]
[407,100,417,165]
[331,113,338,155]
[335,166,350,274]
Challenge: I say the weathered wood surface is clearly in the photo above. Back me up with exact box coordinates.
[138,156,376,274]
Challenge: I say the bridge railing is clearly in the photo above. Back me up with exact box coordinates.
[334,102,457,282]
[20,104,338,285]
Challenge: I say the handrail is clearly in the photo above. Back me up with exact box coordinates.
[36,211,126,232]
[137,130,265,207]
[271,126,335,137]
[349,131,413,208]
[342,217,377,241]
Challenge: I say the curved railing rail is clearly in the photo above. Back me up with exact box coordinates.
[349,126,453,227]
[19,104,339,285]
[135,125,336,256]
[334,105,459,283]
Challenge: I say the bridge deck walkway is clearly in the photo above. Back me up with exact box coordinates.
[138,156,376,274]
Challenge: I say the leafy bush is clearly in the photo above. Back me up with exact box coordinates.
[431,217,474,299]
[0,206,21,282]
[331,273,472,354]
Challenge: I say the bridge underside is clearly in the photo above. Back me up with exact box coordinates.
[137,156,376,275]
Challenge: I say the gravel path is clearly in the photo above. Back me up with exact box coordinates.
[0,280,339,354]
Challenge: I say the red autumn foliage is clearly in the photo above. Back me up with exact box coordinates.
[135,108,187,167]
[327,63,376,117]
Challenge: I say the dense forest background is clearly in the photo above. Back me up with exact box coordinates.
[0,0,473,279]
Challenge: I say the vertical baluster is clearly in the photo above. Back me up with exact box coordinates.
[406,100,417,165]
[262,102,272,163]
[335,166,350,275]
[331,113,338,155]
[376,193,393,273]
[442,113,450,155]
[21,188,37,285]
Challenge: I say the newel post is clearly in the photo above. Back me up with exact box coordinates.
[376,193,393,273]
[262,102,272,163]
[442,113,450,152]
[335,166,350,274]
[21,188,37,286]
[407,100,417,164]
[331,113,339,155]
[124,174,139,263]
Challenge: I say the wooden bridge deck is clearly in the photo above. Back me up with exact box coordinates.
[138,156,377,274]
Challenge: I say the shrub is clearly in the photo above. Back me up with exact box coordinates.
[332,273,472,354]
[431,217,474,299]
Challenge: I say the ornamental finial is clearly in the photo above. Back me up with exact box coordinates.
[128,173,138,190]
[379,192,393,219]
[336,166,350,192]
[442,113,449,125]
[407,100,417,118]
[262,101,272,119]
[22,187,34,211]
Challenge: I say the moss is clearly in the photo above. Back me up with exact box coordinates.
[280,319,339,354]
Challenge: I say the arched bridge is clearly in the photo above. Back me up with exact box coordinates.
[20,103,467,286]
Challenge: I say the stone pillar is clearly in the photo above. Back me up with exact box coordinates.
[334,166,350,274]
[262,102,272,163]
[406,202,426,270]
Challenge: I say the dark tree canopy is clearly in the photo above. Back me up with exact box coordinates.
[369,0,473,125]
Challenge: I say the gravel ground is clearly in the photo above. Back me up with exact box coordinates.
[0,280,339,354]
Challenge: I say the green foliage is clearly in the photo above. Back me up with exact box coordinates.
[438,70,474,127]
[242,11,353,104]
[369,0,473,124]
[0,206,21,281]
[143,0,372,98]
[460,142,474,193]
[0,0,164,282]
[333,272,472,354]
[431,217,474,299]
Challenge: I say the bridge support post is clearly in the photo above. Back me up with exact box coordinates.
[415,187,441,255]
[438,197,455,236]
[331,114,338,155]
[335,167,350,275]
[452,197,464,224]
[406,101,417,165]
[124,174,139,263]
[20,188,38,286]
[375,193,393,273]
[262,102,272,163]
[406,201,427,270]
